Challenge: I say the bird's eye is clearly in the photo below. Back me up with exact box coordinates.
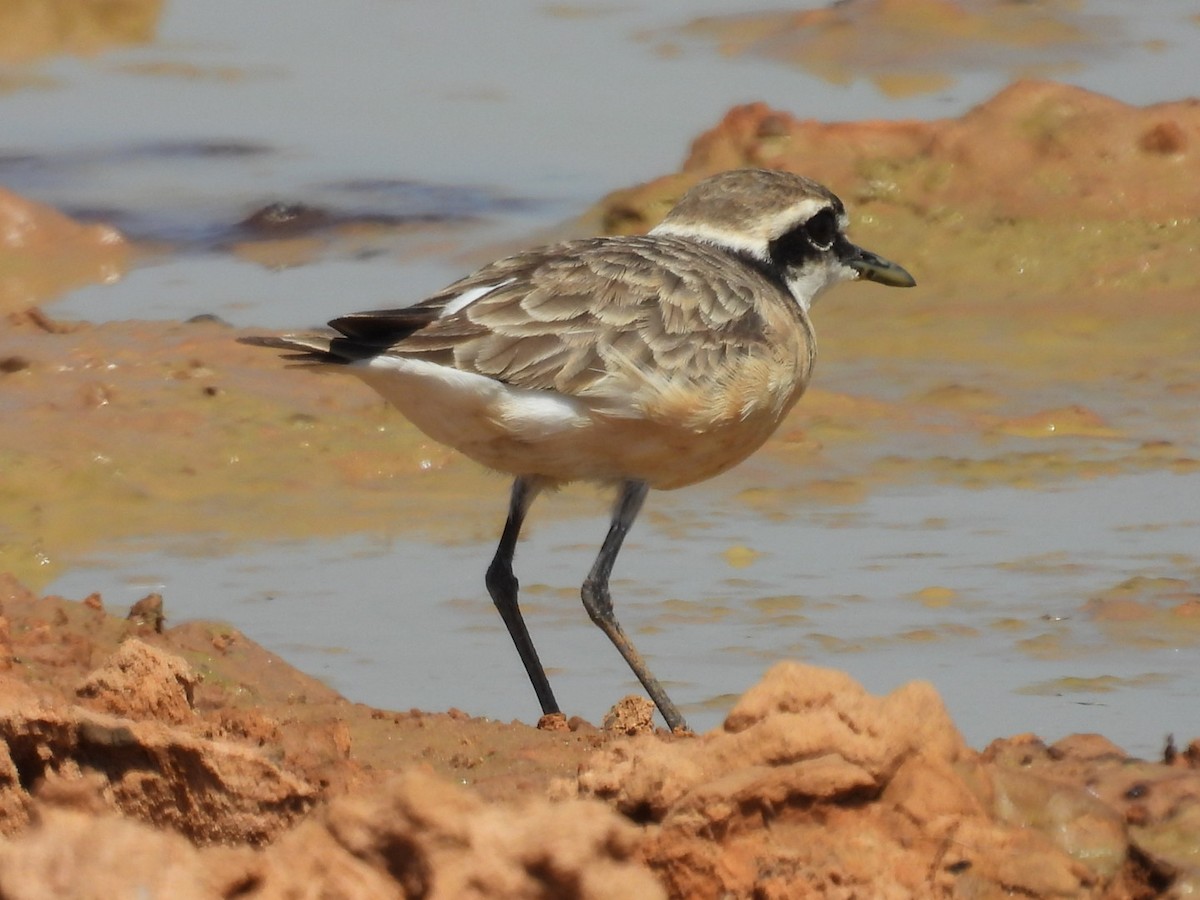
[767,207,841,270]
[804,209,838,251]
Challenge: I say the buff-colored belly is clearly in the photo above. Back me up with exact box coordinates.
[352,354,804,490]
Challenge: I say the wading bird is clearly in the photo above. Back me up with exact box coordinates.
[244,168,915,731]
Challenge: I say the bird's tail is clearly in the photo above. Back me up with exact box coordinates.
[240,305,444,366]
[238,332,378,366]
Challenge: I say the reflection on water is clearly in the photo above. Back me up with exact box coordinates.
[48,470,1200,757]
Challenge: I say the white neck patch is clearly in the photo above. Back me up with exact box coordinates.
[784,260,855,313]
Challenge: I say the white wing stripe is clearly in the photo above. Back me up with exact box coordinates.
[439,278,516,318]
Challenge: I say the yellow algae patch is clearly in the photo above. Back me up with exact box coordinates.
[749,594,806,615]
[732,487,795,521]
[898,628,941,643]
[996,553,1085,576]
[987,405,1120,439]
[919,383,1005,412]
[1016,632,1069,660]
[0,71,59,94]
[920,453,1124,489]
[653,598,734,625]
[1085,599,1157,623]
[748,595,808,627]
[732,482,870,519]
[808,634,865,653]
[0,0,161,64]
[1085,576,1198,620]
[803,479,869,505]
[1081,576,1200,645]
[989,618,1028,632]
[1092,575,1192,600]
[722,545,762,569]
[888,624,979,645]
[871,71,955,100]
[803,417,870,443]
[796,389,901,434]
[1017,674,1171,696]
[940,623,980,639]
[911,586,958,608]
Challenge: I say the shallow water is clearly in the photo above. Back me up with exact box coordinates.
[4,0,1197,328]
[7,0,1200,753]
[50,469,1200,756]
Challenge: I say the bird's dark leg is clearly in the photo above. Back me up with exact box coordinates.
[582,479,688,732]
[485,476,560,717]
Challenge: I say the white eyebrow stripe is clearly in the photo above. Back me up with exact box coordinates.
[439,278,516,318]
[649,222,768,259]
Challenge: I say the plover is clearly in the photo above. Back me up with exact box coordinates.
[244,168,914,732]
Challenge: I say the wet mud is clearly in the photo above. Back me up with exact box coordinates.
[2,579,1198,896]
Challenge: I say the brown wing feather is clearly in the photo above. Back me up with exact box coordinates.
[249,234,810,424]
[354,236,779,404]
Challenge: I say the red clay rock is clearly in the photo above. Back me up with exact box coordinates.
[601,695,657,736]
[0,771,664,900]
[0,807,223,900]
[75,637,197,725]
[985,735,1200,891]
[990,766,1127,880]
[0,700,316,844]
[600,82,1200,227]
[262,771,666,899]
[577,661,1177,897]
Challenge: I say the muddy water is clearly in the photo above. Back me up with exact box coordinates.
[5,0,1198,755]
[51,467,1200,755]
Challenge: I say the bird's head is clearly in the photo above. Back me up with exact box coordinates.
[650,168,915,311]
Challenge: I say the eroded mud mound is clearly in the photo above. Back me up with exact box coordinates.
[578,662,1199,897]
[598,81,1199,227]
[591,81,1200,295]
[0,773,664,900]
[2,578,1200,896]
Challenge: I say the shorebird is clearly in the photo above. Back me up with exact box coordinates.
[244,168,914,732]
